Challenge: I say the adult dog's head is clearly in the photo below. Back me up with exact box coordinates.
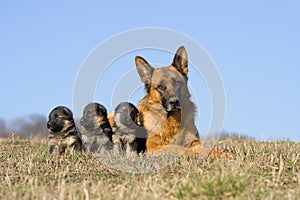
[135,46,190,112]
[47,106,74,133]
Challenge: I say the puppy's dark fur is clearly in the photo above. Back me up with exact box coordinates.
[112,102,146,154]
[80,103,113,153]
[47,106,83,154]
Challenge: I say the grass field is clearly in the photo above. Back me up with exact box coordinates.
[0,137,299,200]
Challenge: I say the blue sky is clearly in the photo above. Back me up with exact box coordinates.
[0,1,299,141]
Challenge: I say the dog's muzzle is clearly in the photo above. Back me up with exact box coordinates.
[47,121,51,129]
[167,97,181,112]
[47,121,62,132]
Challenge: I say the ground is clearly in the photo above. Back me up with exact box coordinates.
[0,137,299,199]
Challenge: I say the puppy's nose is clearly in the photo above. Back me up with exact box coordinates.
[169,97,180,107]
[47,122,50,129]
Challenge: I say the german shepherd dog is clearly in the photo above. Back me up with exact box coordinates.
[47,106,83,154]
[135,46,202,155]
[112,102,146,155]
[80,103,114,153]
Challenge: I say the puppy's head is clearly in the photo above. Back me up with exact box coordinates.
[80,103,108,131]
[114,102,139,131]
[47,106,74,133]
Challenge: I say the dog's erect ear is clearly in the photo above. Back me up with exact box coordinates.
[97,104,107,116]
[63,107,73,118]
[172,46,188,78]
[135,56,154,85]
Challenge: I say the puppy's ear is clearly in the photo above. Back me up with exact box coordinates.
[135,56,154,85]
[172,46,188,78]
[63,107,73,118]
[129,103,139,122]
[97,104,107,116]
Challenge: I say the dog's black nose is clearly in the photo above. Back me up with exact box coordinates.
[47,122,50,129]
[169,97,180,107]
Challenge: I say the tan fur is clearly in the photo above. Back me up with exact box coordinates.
[135,47,230,157]
[49,135,81,154]
[135,47,201,155]
[137,70,200,155]
[107,113,115,127]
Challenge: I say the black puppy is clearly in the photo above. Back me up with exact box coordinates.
[80,103,113,153]
[47,106,83,154]
[112,102,146,155]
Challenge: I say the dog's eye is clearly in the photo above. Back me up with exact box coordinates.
[54,114,65,120]
[173,79,181,87]
[87,113,94,118]
[157,85,166,91]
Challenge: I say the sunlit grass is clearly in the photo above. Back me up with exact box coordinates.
[0,137,299,199]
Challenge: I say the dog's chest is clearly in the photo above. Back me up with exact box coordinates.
[143,110,181,144]
[161,112,181,144]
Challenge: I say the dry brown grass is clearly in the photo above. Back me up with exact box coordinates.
[0,137,299,199]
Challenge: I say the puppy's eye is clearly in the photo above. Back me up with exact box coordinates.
[54,114,65,120]
[157,85,166,91]
[87,113,94,118]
